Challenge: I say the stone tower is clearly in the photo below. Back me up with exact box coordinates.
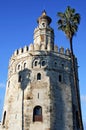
[0,11,83,130]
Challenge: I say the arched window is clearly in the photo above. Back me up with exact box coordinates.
[35,61,37,66]
[42,61,46,66]
[18,65,20,70]
[24,63,26,69]
[33,106,42,122]
[2,111,6,125]
[42,22,45,27]
[37,73,41,80]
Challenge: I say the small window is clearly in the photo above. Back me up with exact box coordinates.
[24,63,26,69]
[33,106,42,122]
[21,48,23,53]
[62,64,64,67]
[18,65,20,70]
[35,61,37,66]
[42,23,45,27]
[8,81,10,87]
[18,75,22,82]
[38,93,39,99]
[55,62,57,67]
[61,63,65,69]
[2,111,6,125]
[59,74,62,82]
[42,61,46,66]
[37,73,41,80]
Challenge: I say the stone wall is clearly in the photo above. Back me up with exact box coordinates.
[1,48,75,130]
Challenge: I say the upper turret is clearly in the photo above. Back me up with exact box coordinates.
[37,10,52,27]
[34,10,54,50]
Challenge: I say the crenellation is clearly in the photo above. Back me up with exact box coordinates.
[10,44,71,63]
[23,45,29,52]
[54,45,58,52]
[14,49,18,56]
[29,43,34,51]
[65,48,70,55]
[59,46,64,54]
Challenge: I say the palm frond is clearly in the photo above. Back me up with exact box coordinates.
[57,6,80,40]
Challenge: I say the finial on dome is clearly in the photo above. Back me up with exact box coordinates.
[42,10,47,16]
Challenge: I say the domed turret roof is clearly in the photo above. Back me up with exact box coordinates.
[37,10,52,25]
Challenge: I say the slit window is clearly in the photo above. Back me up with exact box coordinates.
[18,65,20,70]
[38,93,39,99]
[59,74,62,82]
[55,62,57,67]
[2,111,6,125]
[35,61,37,66]
[37,73,41,80]
[8,81,10,87]
[33,106,42,122]
[62,63,64,68]
[24,63,26,69]
[18,75,22,82]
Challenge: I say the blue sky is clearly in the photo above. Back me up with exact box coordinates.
[0,0,86,129]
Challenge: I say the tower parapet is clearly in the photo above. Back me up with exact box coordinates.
[12,44,70,58]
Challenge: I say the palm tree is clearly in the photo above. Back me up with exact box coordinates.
[57,6,83,130]
[57,6,80,56]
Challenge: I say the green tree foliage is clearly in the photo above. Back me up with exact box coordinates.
[57,6,80,55]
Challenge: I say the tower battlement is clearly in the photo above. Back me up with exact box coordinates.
[11,44,70,58]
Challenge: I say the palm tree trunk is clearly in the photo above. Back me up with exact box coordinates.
[70,38,74,56]
[22,90,24,130]
[69,38,83,130]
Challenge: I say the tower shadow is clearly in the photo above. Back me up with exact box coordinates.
[18,68,31,130]
[45,52,66,130]
[46,71,65,130]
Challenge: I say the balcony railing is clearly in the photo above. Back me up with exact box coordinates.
[33,115,43,122]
